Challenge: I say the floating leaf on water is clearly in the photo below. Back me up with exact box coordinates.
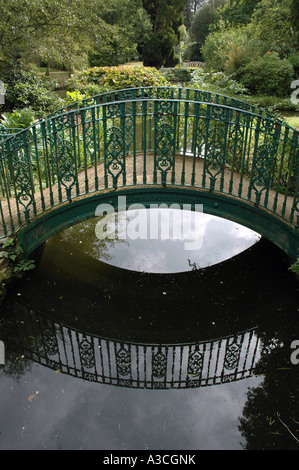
[27,393,36,402]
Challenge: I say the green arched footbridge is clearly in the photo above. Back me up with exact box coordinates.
[0,87,298,260]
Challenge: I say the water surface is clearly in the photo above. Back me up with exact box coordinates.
[0,211,298,450]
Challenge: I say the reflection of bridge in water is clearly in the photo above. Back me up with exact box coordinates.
[3,309,264,389]
[0,87,298,259]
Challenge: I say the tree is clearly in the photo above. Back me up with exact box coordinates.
[214,0,298,56]
[184,0,208,29]
[0,0,151,74]
[215,0,262,27]
[185,0,227,62]
[189,0,227,47]
[201,0,297,97]
[201,24,256,73]
[291,0,299,36]
[88,0,152,66]
[250,0,298,56]
[0,0,103,74]
[141,0,187,67]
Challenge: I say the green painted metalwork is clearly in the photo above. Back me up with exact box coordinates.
[0,125,23,140]
[0,87,298,260]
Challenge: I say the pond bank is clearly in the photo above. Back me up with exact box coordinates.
[0,237,37,305]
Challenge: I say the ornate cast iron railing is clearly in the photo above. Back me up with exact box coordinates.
[46,86,288,122]
[0,87,298,251]
[0,125,23,143]
[2,308,262,389]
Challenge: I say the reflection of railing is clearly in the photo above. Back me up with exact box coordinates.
[4,309,262,389]
[0,87,298,258]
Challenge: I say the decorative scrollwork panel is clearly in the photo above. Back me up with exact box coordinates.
[57,139,76,200]
[249,143,275,204]
[227,123,245,172]
[187,347,203,377]
[154,101,177,185]
[79,337,95,369]
[105,126,125,188]
[224,338,241,371]
[10,149,34,221]
[116,345,131,377]
[204,125,227,190]
[152,348,167,379]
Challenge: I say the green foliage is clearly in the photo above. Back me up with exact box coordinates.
[189,0,227,46]
[141,0,186,67]
[1,238,14,249]
[285,115,299,128]
[184,0,208,29]
[239,53,294,97]
[0,66,63,117]
[291,0,299,41]
[288,51,299,74]
[67,65,170,95]
[88,1,152,67]
[0,0,90,72]
[64,91,87,105]
[201,25,256,74]
[243,95,299,114]
[161,68,191,82]
[0,0,152,76]
[289,257,299,275]
[142,34,164,67]
[190,69,248,95]
[250,0,297,57]
[0,238,35,274]
[0,108,36,129]
[216,0,261,26]
[13,259,36,273]
[213,0,297,57]
[0,239,23,263]
[199,0,298,100]
[184,42,203,62]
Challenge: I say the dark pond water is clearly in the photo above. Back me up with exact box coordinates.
[0,210,298,450]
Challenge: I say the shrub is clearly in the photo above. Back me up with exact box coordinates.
[140,34,164,68]
[184,42,203,62]
[190,69,248,95]
[289,257,299,275]
[0,108,36,129]
[201,26,255,73]
[0,66,63,117]
[67,65,170,95]
[239,52,294,97]
[161,68,191,83]
[64,90,87,105]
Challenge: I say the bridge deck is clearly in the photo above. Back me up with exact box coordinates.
[0,152,294,239]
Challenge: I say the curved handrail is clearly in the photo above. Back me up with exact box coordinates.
[1,97,297,153]
[0,86,295,146]
[0,125,23,143]
[46,85,288,123]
